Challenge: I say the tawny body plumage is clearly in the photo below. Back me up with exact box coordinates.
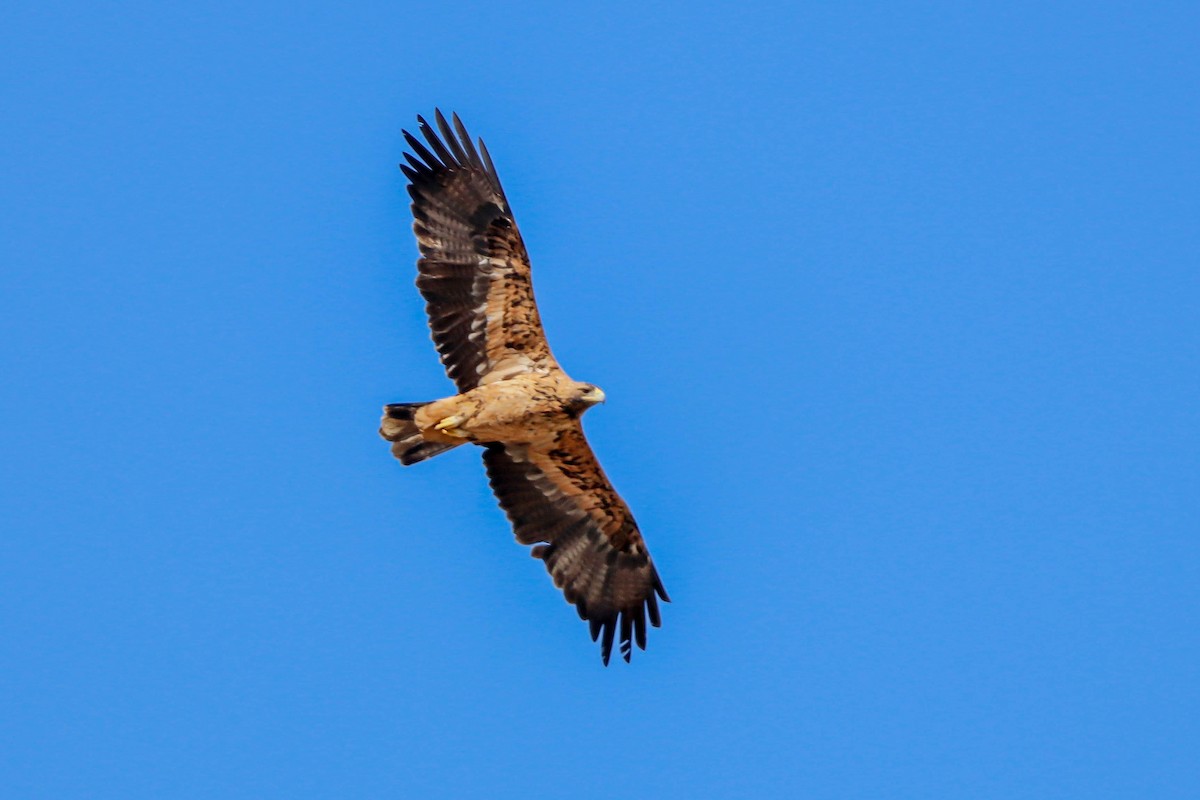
[413,373,592,445]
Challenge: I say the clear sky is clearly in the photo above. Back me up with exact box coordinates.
[2,2,1197,798]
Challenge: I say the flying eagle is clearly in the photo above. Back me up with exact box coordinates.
[380,111,668,665]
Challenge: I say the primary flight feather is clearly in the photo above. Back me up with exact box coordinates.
[380,110,668,665]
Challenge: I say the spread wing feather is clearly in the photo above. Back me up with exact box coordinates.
[403,110,559,392]
[483,424,669,665]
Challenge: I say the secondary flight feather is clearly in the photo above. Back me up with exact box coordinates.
[380,110,668,665]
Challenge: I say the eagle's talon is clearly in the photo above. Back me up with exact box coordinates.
[434,415,468,438]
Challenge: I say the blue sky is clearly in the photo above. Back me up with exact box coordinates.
[2,2,1198,797]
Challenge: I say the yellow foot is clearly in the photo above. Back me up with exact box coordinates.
[433,415,469,438]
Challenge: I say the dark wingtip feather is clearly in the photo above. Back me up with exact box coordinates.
[478,138,499,183]
[403,129,442,171]
[655,571,670,603]
[647,592,662,628]
[434,109,469,164]
[600,620,616,666]
[418,114,457,166]
[402,152,428,173]
[452,113,481,165]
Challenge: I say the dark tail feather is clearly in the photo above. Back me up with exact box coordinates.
[379,403,462,465]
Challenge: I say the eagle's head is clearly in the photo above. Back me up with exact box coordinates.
[566,382,606,415]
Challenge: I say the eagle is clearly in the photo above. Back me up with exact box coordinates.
[379,111,668,665]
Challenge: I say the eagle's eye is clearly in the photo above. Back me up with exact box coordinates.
[581,384,606,404]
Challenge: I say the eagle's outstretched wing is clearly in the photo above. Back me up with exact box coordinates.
[401,110,559,392]
[483,424,669,665]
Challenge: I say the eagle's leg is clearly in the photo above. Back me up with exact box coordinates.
[433,414,470,438]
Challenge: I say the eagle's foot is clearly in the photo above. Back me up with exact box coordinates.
[433,414,469,438]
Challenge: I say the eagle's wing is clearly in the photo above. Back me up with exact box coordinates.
[401,110,559,392]
[483,423,669,665]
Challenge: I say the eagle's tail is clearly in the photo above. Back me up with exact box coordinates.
[380,403,463,465]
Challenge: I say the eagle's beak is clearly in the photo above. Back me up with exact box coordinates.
[588,387,607,405]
